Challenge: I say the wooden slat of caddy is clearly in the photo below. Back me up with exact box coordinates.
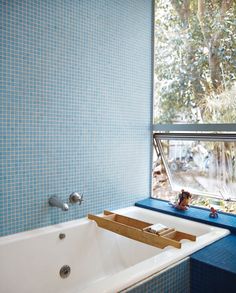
[104,210,152,229]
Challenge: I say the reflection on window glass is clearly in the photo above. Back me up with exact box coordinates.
[154,0,236,124]
[152,139,236,214]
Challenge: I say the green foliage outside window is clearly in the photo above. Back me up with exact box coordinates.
[154,0,236,124]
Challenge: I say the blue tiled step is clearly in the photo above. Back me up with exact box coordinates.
[191,235,236,274]
[190,235,236,292]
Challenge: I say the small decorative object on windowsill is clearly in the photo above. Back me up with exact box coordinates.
[171,189,192,211]
[209,207,218,218]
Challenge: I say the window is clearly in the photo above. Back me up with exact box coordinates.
[153,0,236,214]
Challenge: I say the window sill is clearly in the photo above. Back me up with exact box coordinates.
[135,198,236,234]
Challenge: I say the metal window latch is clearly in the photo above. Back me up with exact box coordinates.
[69,192,84,205]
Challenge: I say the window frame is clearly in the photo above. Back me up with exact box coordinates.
[153,124,236,133]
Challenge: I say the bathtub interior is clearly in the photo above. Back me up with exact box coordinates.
[69,222,163,291]
[0,218,162,293]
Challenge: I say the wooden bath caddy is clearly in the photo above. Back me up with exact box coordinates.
[88,210,196,249]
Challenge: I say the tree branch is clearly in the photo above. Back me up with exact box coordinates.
[197,0,210,44]
[170,0,190,26]
[221,0,232,19]
[209,0,232,91]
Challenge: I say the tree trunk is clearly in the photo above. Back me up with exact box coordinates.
[198,0,233,92]
[171,0,205,105]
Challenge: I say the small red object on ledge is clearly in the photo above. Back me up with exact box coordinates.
[209,207,218,218]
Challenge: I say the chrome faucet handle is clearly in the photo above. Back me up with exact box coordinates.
[69,192,84,205]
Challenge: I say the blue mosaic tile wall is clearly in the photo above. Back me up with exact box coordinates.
[123,259,190,293]
[0,0,153,236]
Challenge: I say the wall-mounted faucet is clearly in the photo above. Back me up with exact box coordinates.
[48,196,69,211]
[69,192,84,205]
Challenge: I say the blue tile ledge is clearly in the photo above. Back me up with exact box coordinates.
[135,198,236,234]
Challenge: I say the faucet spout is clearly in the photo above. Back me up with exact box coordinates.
[48,196,69,211]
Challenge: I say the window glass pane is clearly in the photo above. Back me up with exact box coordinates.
[153,139,236,201]
[152,140,236,214]
[154,0,236,124]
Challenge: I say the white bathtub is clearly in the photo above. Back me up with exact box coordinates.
[0,206,229,293]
